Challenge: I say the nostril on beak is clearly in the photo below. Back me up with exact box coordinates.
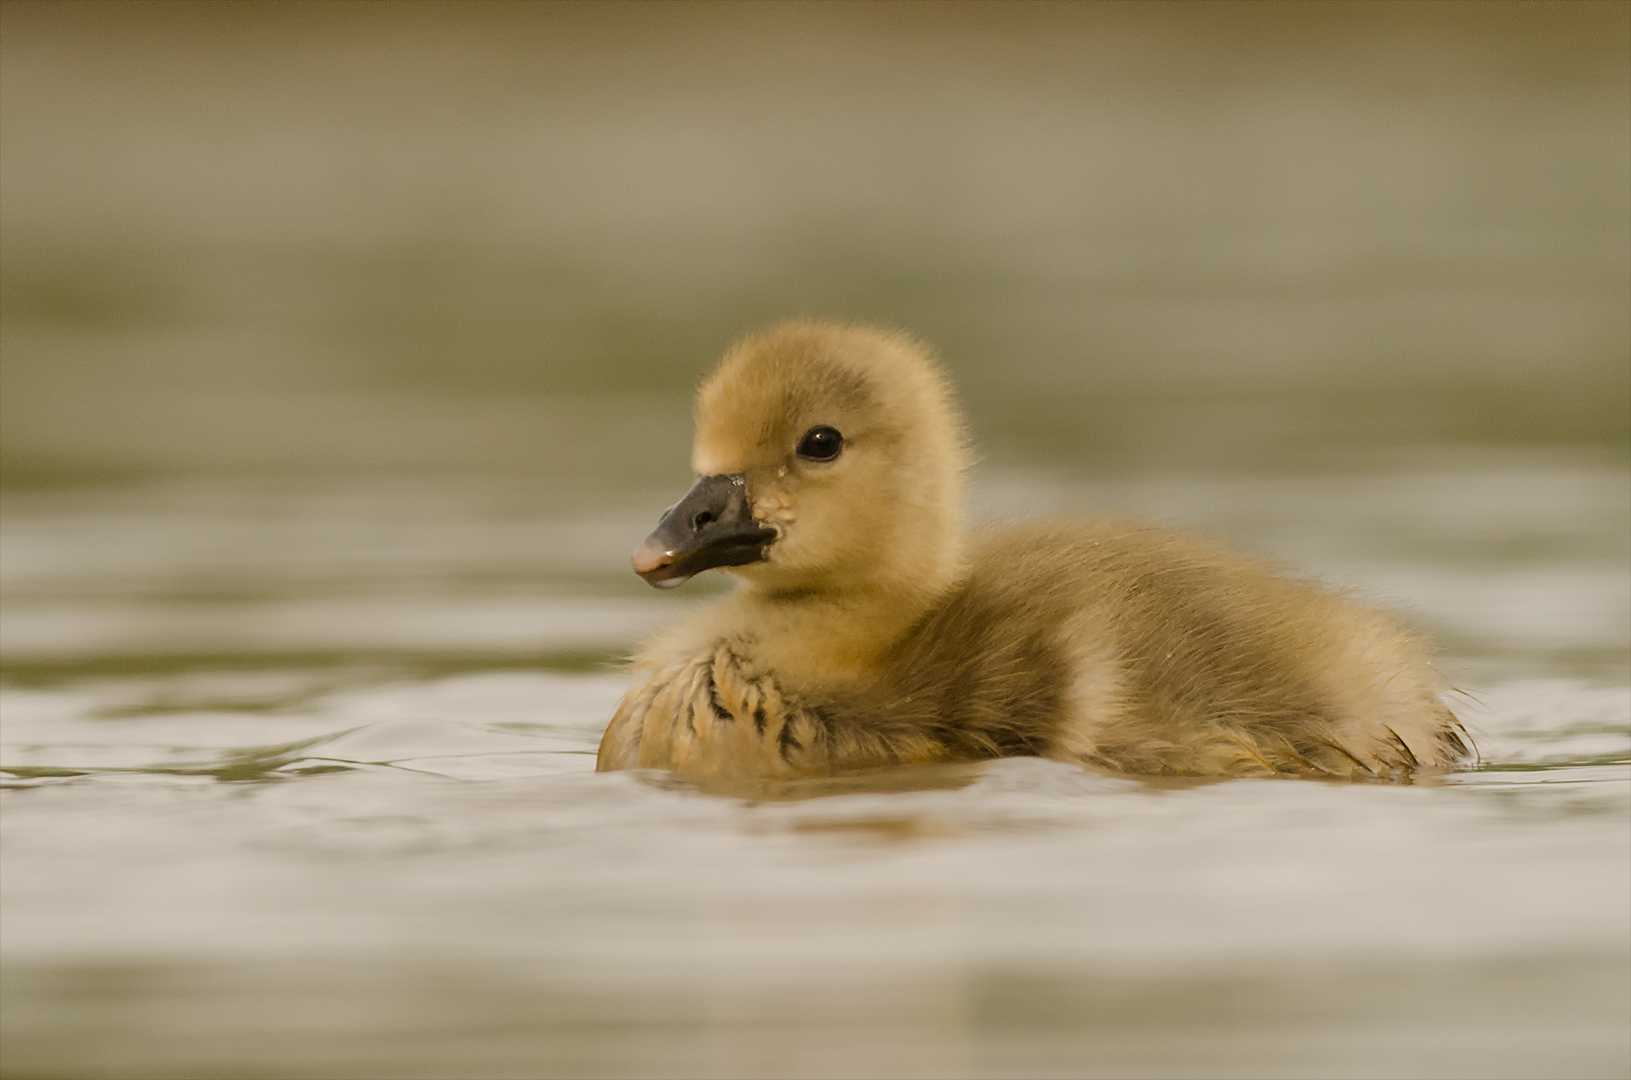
[692,510,715,531]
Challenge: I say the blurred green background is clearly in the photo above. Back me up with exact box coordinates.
[3,0,1626,492]
[3,11,1628,1077]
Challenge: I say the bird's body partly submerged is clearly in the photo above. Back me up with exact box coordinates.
[598,322,1467,782]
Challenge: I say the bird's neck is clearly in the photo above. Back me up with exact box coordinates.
[729,576,951,687]
[719,503,969,687]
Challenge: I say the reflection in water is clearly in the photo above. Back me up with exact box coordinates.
[6,954,1627,1080]
[1,670,1627,1078]
[3,466,1628,1079]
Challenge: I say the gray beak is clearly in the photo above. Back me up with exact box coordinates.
[631,474,777,589]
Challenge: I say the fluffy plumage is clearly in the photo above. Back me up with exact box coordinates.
[597,321,1467,782]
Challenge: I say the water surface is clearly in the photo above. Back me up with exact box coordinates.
[3,463,1627,1080]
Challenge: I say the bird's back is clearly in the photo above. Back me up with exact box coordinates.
[871,519,1468,778]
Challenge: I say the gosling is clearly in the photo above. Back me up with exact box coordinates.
[597,321,1467,782]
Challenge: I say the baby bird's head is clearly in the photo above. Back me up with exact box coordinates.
[633,321,970,603]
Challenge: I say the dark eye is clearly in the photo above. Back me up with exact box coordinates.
[795,425,844,462]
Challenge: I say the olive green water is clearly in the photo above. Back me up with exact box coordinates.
[2,5,1628,1078]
